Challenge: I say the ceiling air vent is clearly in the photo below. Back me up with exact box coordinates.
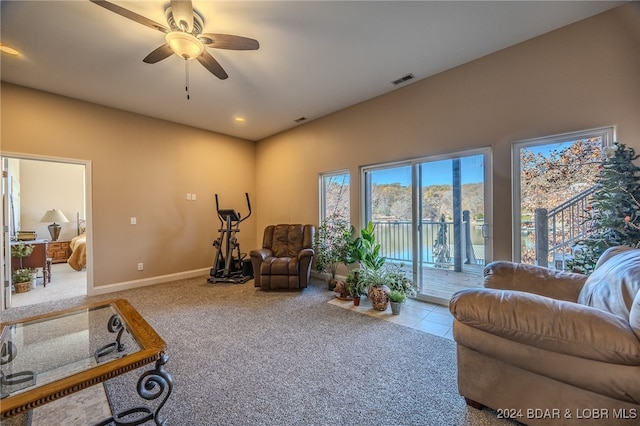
[294,117,307,123]
[392,73,414,86]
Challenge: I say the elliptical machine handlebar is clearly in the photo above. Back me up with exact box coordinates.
[244,192,252,222]
[214,193,252,224]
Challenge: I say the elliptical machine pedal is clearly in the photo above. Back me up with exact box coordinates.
[207,193,253,284]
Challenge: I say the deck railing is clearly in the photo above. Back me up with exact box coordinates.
[372,216,485,270]
[534,186,596,269]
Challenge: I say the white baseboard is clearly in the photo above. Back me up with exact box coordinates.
[88,267,211,296]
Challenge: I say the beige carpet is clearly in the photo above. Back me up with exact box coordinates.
[3,275,514,426]
[9,263,86,308]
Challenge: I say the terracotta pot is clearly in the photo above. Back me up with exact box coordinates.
[368,285,390,311]
[328,278,338,291]
[353,296,361,306]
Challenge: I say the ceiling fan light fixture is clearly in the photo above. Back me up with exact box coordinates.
[165,31,204,59]
[0,44,20,56]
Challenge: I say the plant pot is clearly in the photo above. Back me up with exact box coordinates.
[368,285,390,311]
[14,280,32,293]
[390,301,402,315]
[353,296,361,306]
[328,278,338,291]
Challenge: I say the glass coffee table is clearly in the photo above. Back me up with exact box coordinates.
[0,299,173,425]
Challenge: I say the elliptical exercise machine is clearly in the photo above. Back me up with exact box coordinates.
[207,193,253,284]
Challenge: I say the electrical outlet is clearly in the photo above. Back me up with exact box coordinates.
[137,263,144,271]
[186,193,192,201]
[191,193,197,201]
[131,217,137,225]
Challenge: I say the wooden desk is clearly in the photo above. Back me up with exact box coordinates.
[47,241,71,264]
[10,240,50,285]
[0,299,173,424]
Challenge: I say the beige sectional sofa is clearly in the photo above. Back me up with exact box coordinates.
[450,246,640,425]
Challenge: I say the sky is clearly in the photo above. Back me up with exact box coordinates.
[371,155,485,186]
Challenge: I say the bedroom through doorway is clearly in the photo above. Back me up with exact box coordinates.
[2,155,91,310]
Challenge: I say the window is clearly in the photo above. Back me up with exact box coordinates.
[512,127,614,266]
[320,171,350,222]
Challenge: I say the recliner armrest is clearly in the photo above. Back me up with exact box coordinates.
[250,248,273,260]
[484,261,587,302]
[297,248,314,260]
[450,288,640,365]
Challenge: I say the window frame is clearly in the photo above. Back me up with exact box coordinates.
[511,126,615,263]
[319,170,351,223]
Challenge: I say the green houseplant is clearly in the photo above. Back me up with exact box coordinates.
[388,290,406,315]
[352,221,385,270]
[349,221,391,310]
[345,270,366,306]
[314,214,358,289]
[360,265,392,311]
[11,243,35,293]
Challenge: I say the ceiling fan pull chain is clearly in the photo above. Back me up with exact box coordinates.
[185,58,190,100]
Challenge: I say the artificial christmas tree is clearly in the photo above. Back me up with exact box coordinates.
[569,142,640,274]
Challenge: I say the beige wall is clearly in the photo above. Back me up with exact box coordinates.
[256,3,640,261]
[2,84,257,287]
[17,159,85,242]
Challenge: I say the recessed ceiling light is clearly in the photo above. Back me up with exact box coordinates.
[0,45,20,56]
[234,117,246,123]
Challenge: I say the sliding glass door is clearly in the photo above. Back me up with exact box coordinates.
[363,149,491,303]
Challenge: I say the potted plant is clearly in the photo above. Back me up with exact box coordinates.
[11,243,35,293]
[12,268,35,293]
[345,270,366,306]
[360,265,393,311]
[351,221,385,270]
[388,290,406,315]
[386,263,417,298]
[387,263,417,314]
[313,214,358,290]
[349,221,391,310]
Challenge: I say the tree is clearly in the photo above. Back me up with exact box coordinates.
[568,143,640,274]
[520,139,601,264]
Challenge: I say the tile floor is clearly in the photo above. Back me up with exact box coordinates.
[328,295,454,340]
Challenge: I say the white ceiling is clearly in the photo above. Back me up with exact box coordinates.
[0,1,624,141]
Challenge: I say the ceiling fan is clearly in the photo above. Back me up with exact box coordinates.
[90,0,259,81]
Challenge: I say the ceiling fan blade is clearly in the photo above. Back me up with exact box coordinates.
[90,0,169,33]
[170,0,194,33]
[143,44,174,64]
[199,34,260,50]
[197,51,228,80]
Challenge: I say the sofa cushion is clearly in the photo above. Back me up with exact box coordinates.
[629,291,640,340]
[577,246,640,320]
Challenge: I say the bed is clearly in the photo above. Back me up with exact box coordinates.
[68,213,87,271]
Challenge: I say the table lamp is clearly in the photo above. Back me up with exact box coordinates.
[40,209,69,241]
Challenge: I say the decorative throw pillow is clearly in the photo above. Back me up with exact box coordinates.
[577,246,640,321]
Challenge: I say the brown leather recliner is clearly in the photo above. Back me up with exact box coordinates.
[250,224,315,290]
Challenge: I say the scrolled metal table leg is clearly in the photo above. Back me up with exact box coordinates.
[100,354,173,426]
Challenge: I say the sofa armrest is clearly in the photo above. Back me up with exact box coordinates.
[450,288,640,365]
[484,261,587,302]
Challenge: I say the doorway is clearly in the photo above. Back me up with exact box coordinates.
[362,148,492,304]
[2,154,91,310]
